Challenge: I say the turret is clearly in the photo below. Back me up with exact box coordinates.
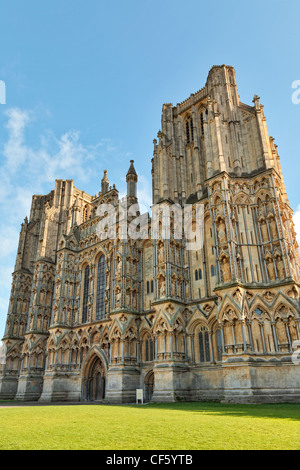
[126,160,138,204]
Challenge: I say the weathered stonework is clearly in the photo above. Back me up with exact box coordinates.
[1,65,299,404]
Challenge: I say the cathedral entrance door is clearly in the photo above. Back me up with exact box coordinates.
[83,355,106,401]
[144,371,154,402]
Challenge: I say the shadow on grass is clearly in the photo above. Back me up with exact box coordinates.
[123,401,300,422]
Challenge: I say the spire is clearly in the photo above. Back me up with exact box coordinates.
[101,170,109,194]
[126,160,137,179]
[126,160,138,202]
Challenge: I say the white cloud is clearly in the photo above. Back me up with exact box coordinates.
[0,106,133,337]
[3,107,32,173]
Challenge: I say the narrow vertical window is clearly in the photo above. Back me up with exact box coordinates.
[200,113,204,135]
[204,331,211,362]
[199,328,211,363]
[82,265,90,323]
[151,280,154,293]
[195,270,198,281]
[96,255,106,320]
[145,339,149,362]
[199,332,205,362]
[211,265,215,277]
[216,329,223,361]
[186,121,190,143]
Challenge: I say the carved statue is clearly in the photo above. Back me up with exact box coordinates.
[159,278,166,297]
[266,259,276,281]
[276,256,285,279]
[217,218,227,244]
[221,257,231,282]
[269,217,278,240]
[158,243,164,264]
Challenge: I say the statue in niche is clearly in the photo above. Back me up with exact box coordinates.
[217,218,227,244]
[132,290,137,310]
[126,258,131,275]
[276,256,285,279]
[159,278,166,297]
[115,256,121,276]
[115,289,121,308]
[126,289,131,308]
[37,314,42,331]
[171,278,176,298]
[132,260,137,277]
[158,243,164,264]
[288,317,298,341]
[263,291,275,303]
[220,256,231,282]
[269,217,278,240]
[233,289,242,304]
[266,258,275,281]
[43,315,49,330]
[276,318,287,344]
[260,220,268,242]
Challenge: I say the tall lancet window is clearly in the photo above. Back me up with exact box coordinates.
[186,117,194,143]
[96,255,106,320]
[82,265,90,323]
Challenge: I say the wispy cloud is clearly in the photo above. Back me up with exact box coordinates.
[0,106,137,336]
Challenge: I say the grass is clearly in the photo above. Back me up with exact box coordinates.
[0,401,299,450]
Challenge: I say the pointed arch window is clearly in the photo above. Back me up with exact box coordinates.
[96,255,106,320]
[198,327,211,363]
[82,265,90,323]
[186,117,194,143]
[216,329,223,361]
[144,335,155,362]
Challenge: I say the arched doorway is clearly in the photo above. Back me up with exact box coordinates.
[82,355,106,401]
[144,370,154,402]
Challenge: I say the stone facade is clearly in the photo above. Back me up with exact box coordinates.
[1,65,300,404]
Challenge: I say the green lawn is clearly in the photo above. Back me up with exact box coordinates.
[0,402,299,450]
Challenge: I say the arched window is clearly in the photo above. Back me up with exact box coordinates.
[144,335,155,362]
[186,117,194,143]
[198,269,202,280]
[195,270,198,281]
[211,265,215,277]
[216,329,223,361]
[96,255,106,320]
[198,327,211,363]
[200,112,204,135]
[82,265,90,323]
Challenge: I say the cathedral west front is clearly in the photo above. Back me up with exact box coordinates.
[1,65,300,404]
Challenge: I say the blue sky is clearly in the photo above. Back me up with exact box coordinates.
[0,0,300,338]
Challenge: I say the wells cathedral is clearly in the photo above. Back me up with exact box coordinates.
[1,65,300,404]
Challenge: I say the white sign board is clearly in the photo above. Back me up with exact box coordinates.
[136,389,143,404]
